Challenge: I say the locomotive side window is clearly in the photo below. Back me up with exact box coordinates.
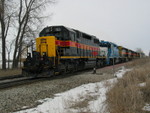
[45,28,50,33]
[53,32,61,37]
[94,39,99,44]
[70,32,75,41]
[63,30,69,40]
[76,32,79,38]
[76,31,80,38]
[54,28,61,32]
[82,33,92,40]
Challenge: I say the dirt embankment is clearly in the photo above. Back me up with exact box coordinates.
[0,69,21,77]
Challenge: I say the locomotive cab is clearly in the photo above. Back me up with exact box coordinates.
[39,26,78,57]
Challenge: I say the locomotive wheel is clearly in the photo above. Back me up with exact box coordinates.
[61,67,67,75]
[22,69,29,77]
[48,69,55,77]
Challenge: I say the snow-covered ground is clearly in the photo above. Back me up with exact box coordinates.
[14,67,130,113]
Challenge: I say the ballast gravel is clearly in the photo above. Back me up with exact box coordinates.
[0,66,123,113]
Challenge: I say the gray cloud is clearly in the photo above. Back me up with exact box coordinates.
[46,0,150,55]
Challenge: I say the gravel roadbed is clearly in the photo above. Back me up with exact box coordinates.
[0,66,123,113]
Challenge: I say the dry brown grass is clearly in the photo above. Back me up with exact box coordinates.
[65,92,98,112]
[125,58,150,68]
[69,94,97,109]
[106,58,150,113]
[0,69,21,77]
[63,94,92,113]
[141,79,150,103]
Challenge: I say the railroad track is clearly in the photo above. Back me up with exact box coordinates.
[0,70,91,90]
[0,74,23,81]
[0,76,49,90]
[0,62,128,90]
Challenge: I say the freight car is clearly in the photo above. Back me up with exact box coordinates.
[22,25,140,76]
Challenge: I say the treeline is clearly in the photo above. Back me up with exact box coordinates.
[0,0,55,69]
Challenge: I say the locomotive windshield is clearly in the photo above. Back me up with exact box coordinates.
[39,26,69,40]
[40,27,62,37]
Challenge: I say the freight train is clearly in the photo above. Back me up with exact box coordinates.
[22,26,140,76]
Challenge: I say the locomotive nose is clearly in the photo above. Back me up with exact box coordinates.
[36,36,56,58]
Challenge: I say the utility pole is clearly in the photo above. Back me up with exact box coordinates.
[93,67,96,74]
[112,45,115,76]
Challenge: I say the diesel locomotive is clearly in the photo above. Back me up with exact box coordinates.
[99,41,140,65]
[22,25,140,76]
[22,26,106,76]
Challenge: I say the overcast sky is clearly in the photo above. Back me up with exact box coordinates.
[45,0,150,55]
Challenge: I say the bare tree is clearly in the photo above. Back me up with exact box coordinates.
[136,48,143,53]
[0,41,2,64]
[6,39,15,69]
[12,0,55,68]
[0,0,8,70]
[0,0,14,69]
[136,48,145,57]
[0,0,55,69]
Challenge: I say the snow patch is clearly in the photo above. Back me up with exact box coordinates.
[138,82,146,87]
[143,103,150,111]
[14,66,129,113]
[114,66,131,78]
